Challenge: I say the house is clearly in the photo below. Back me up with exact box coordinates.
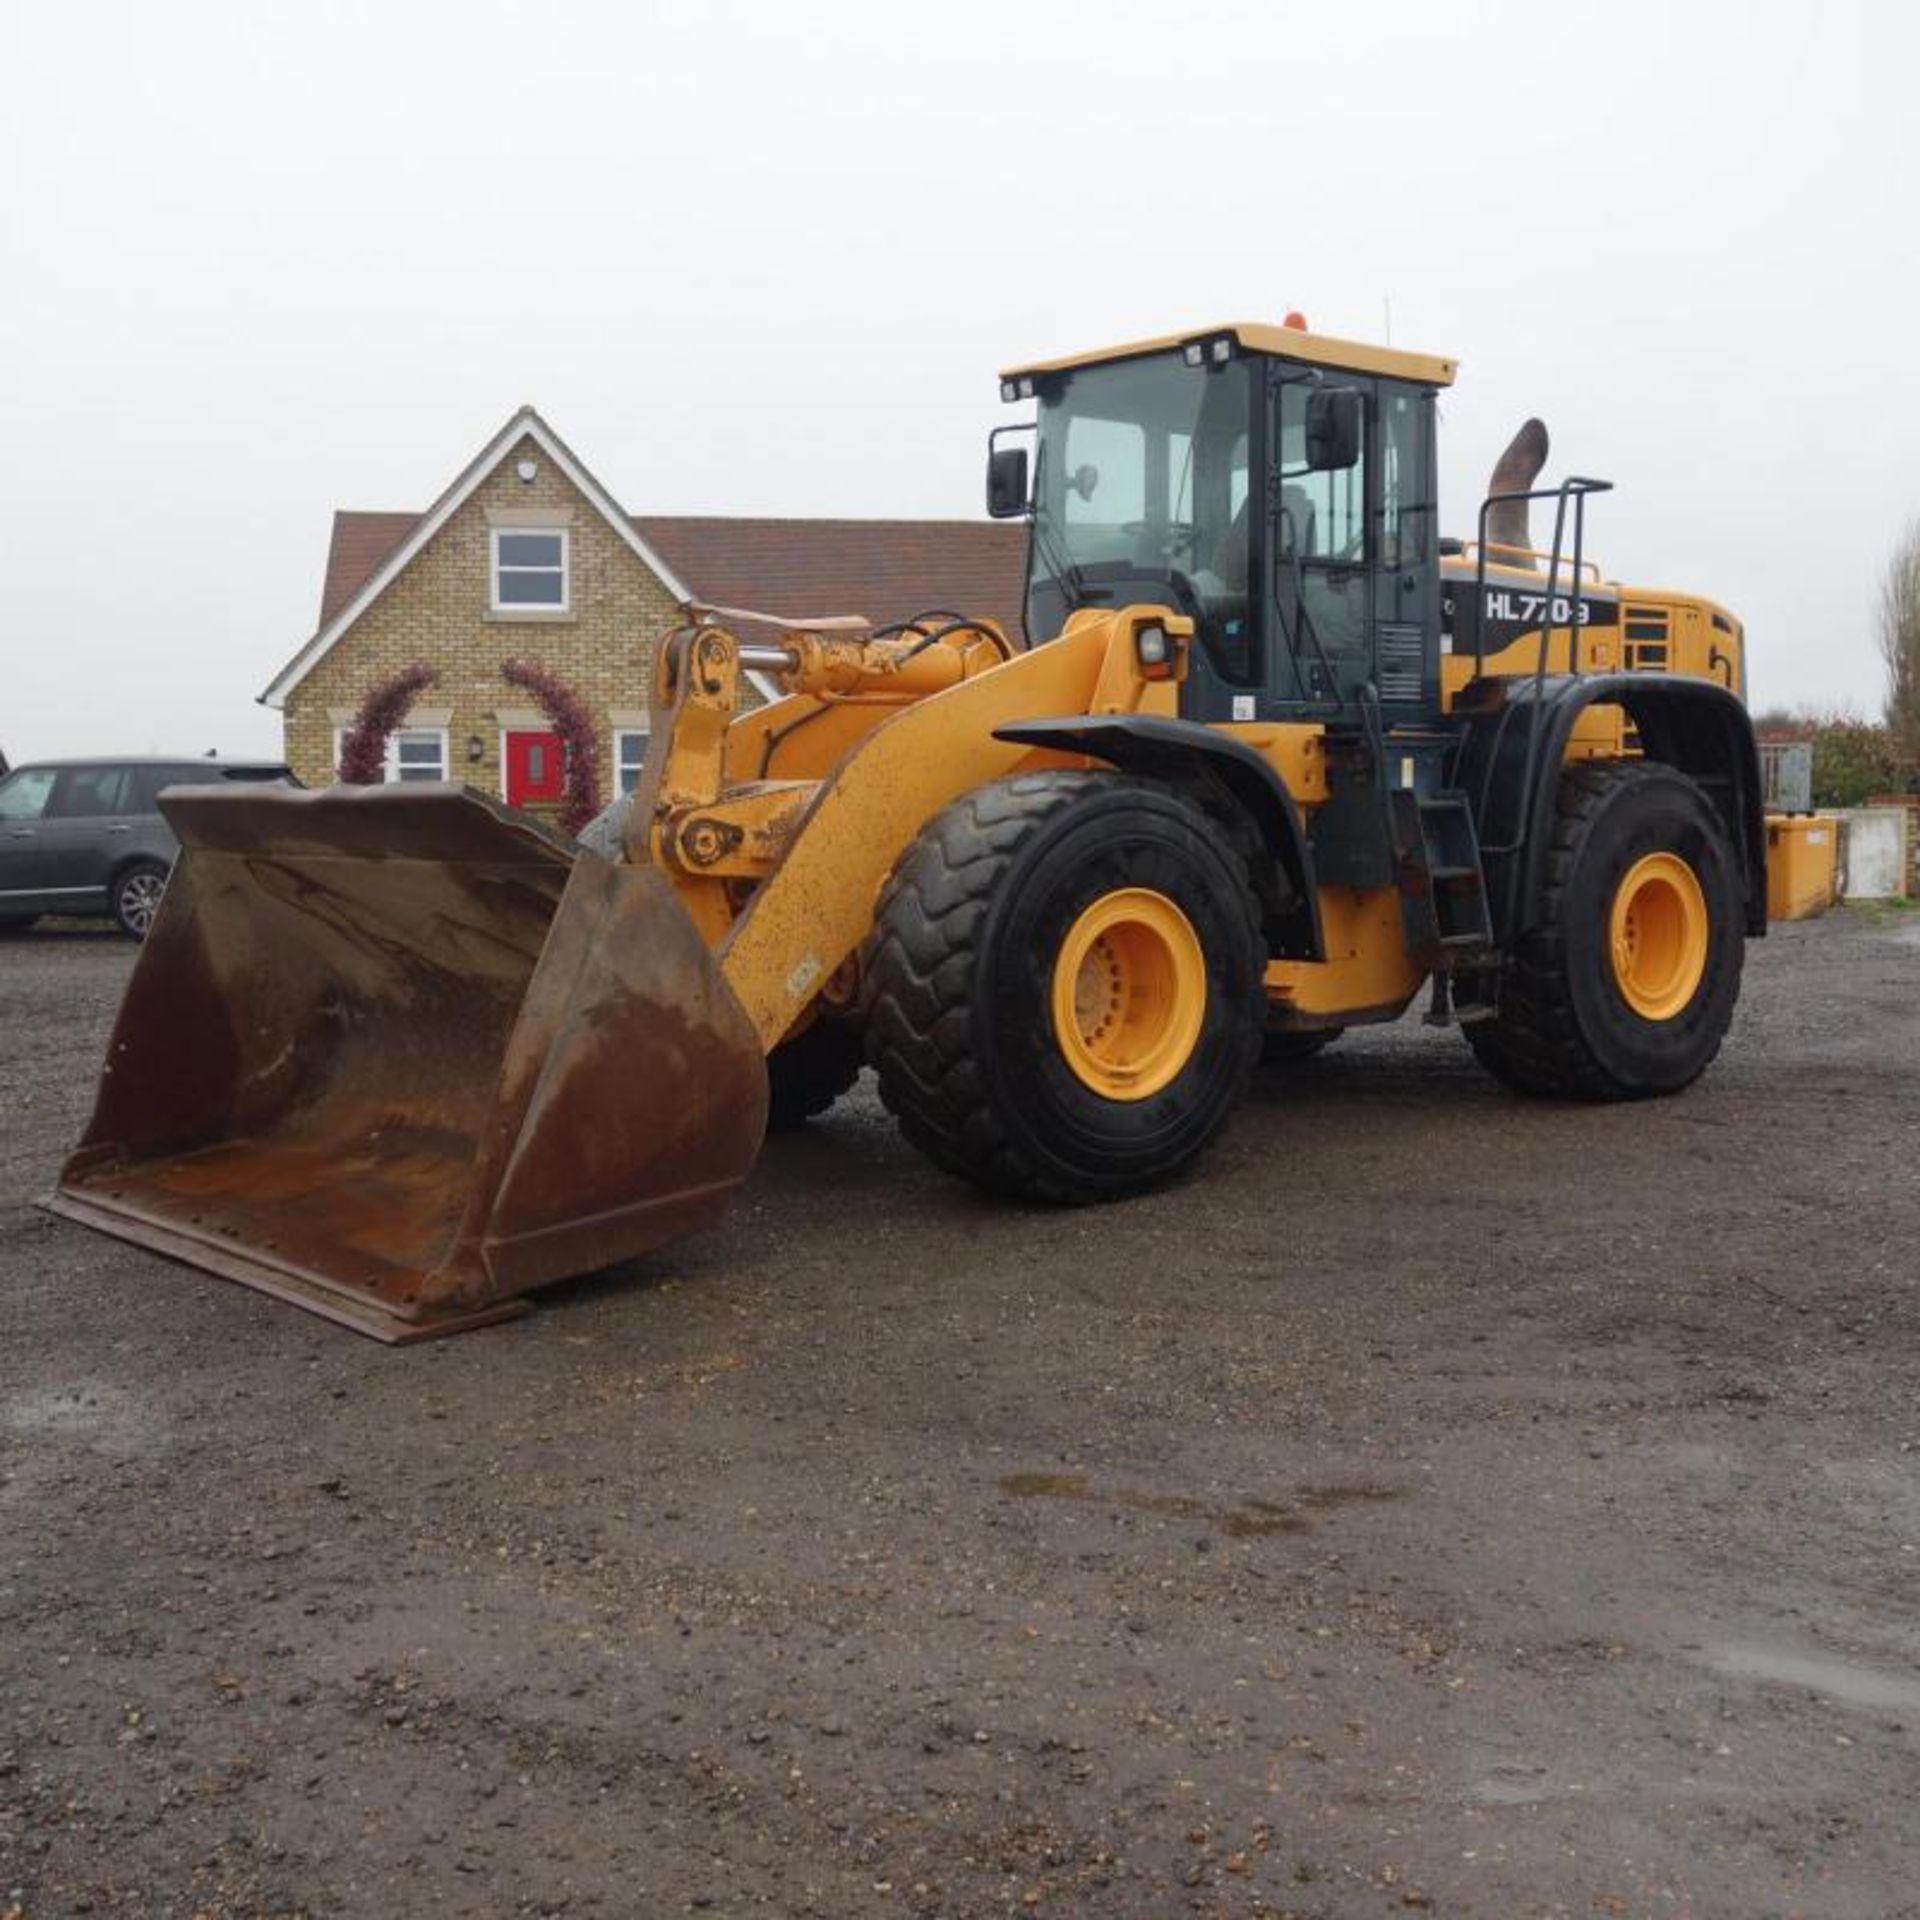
[261,408,1027,810]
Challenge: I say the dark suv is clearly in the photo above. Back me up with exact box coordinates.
[0,757,295,938]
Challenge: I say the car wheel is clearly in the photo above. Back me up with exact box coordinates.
[112,860,172,940]
[0,914,39,936]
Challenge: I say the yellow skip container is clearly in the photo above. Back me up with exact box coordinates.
[1765,813,1839,921]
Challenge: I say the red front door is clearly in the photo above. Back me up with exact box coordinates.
[504,729,565,806]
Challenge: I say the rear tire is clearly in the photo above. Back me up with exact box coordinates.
[765,1014,863,1131]
[112,859,171,940]
[863,771,1266,1202]
[0,914,38,936]
[1466,760,1744,1099]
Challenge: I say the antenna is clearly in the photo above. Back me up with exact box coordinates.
[1383,295,1392,345]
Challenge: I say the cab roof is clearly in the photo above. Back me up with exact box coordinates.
[1000,321,1457,391]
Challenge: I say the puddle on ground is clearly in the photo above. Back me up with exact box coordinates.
[1000,1472,1090,1500]
[998,1472,1398,1538]
[1295,1483,1401,1510]
[1709,1644,1920,1712]
[1473,1769,1563,1806]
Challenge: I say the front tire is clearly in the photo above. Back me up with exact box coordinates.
[112,860,171,940]
[1466,760,1744,1099]
[863,771,1265,1202]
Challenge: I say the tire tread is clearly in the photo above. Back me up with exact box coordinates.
[863,771,1262,1201]
[1466,760,1735,1100]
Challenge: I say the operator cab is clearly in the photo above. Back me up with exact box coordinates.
[991,322,1456,730]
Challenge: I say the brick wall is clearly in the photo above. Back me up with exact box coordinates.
[281,435,682,813]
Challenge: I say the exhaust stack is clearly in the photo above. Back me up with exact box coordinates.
[1485,418,1549,566]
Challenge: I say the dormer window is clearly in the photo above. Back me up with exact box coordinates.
[491,528,569,612]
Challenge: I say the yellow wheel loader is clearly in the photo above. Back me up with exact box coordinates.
[50,320,1767,1339]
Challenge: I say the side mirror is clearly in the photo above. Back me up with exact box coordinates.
[986,445,1030,519]
[1305,387,1363,472]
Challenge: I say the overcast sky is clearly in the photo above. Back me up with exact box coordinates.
[3,0,1913,761]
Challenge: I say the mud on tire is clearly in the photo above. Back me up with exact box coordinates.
[1466,760,1745,1100]
[862,770,1266,1202]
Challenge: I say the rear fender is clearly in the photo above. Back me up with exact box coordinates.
[992,714,1324,961]
[1456,673,1767,938]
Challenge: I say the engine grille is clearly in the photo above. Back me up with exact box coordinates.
[1376,623,1426,703]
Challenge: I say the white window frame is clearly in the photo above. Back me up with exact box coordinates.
[331,725,451,785]
[612,725,650,798]
[490,526,570,614]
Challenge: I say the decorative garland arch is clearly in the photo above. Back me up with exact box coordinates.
[501,657,602,836]
[337,663,440,785]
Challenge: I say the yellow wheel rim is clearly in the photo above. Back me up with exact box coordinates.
[1609,851,1709,1021]
[1050,888,1207,1102]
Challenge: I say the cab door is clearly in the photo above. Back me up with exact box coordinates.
[1269,372,1375,710]
[1370,380,1440,725]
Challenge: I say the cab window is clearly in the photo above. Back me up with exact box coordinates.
[1276,383,1367,563]
[1062,415,1145,526]
[1379,386,1433,568]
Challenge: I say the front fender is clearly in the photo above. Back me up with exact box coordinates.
[993,713,1324,961]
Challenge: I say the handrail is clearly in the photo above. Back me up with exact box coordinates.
[1469,477,1614,938]
[1470,479,1614,680]
[1455,538,1603,584]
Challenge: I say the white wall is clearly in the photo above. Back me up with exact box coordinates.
[1837,811,1911,900]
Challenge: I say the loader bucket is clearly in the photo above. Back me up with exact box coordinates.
[47,783,769,1341]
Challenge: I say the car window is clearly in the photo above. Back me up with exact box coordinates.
[130,766,208,809]
[125,768,177,812]
[0,768,57,822]
[49,765,132,819]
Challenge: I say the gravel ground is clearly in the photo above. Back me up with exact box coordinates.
[2,908,1918,1919]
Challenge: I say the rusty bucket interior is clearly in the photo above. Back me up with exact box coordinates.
[48,784,769,1341]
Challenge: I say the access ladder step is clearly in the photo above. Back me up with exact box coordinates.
[1392,788,1496,962]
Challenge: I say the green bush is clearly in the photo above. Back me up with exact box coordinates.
[1810,719,1904,808]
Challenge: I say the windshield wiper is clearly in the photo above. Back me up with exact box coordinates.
[1029,506,1087,605]
[1275,532,1345,711]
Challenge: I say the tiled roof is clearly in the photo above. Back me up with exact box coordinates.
[318,512,421,626]
[630,516,1029,643]
[316,509,1029,641]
